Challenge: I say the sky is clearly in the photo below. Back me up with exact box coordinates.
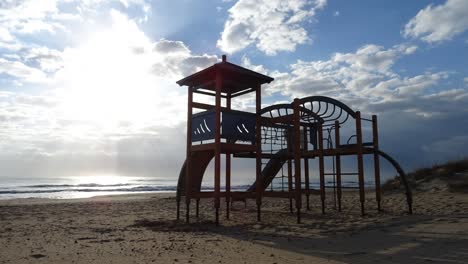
[0,0,467,182]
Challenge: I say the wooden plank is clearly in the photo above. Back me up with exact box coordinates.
[191,143,215,152]
[231,88,254,98]
[221,143,256,153]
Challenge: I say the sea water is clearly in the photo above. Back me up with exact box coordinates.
[0,175,369,200]
[0,176,179,200]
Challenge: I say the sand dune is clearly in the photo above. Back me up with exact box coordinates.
[0,190,467,263]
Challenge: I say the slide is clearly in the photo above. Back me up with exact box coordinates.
[246,149,288,192]
[176,151,214,201]
[176,149,288,200]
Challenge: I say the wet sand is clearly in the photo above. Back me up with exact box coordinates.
[0,190,467,263]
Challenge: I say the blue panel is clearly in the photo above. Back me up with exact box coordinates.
[192,110,215,142]
[222,110,256,143]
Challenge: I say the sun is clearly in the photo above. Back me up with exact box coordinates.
[53,14,164,136]
[51,10,187,139]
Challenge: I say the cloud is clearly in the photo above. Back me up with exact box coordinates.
[239,44,468,171]
[217,0,327,55]
[0,7,220,178]
[403,0,468,43]
[0,58,49,83]
[242,43,468,120]
[23,46,64,72]
[0,0,151,42]
[153,39,190,54]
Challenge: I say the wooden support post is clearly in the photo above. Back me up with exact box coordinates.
[303,126,310,211]
[214,71,222,225]
[255,83,262,222]
[287,141,293,214]
[293,99,302,223]
[226,95,231,219]
[356,111,365,216]
[318,123,325,214]
[372,115,381,212]
[185,86,193,223]
[334,120,342,212]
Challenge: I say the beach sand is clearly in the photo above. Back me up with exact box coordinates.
[1,190,467,264]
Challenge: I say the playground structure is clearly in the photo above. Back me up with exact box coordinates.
[176,55,413,225]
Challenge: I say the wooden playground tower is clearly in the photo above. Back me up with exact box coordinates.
[176,55,412,225]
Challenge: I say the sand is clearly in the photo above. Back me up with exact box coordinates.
[0,190,467,264]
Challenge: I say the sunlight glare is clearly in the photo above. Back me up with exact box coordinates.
[54,11,183,137]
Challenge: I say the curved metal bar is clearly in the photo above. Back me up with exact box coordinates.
[298,96,357,119]
[260,103,324,124]
[321,103,336,120]
[368,148,413,214]
[347,134,357,144]
[318,101,329,117]
[259,103,292,115]
[335,107,344,121]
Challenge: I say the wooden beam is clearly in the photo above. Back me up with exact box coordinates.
[191,143,215,152]
[293,99,302,223]
[303,126,310,211]
[372,115,381,212]
[221,143,256,153]
[334,120,342,212]
[214,70,222,225]
[226,95,231,220]
[231,88,254,98]
[318,122,325,214]
[192,102,229,111]
[185,86,193,223]
[356,111,365,216]
[255,83,262,222]
[287,131,293,214]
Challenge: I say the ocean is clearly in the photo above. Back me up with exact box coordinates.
[0,175,369,200]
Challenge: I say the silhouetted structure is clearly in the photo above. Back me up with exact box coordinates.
[176,55,412,225]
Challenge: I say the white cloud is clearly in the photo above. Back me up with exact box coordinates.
[0,58,49,83]
[0,0,151,39]
[333,44,417,74]
[403,0,468,43]
[240,43,468,119]
[0,27,14,41]
[153,39,190,55]
[217,0,327,55]
[0,7,219,178]
[23,47,64,72]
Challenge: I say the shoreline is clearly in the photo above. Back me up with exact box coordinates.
[0,192,174,206]
[0,186,374,205]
